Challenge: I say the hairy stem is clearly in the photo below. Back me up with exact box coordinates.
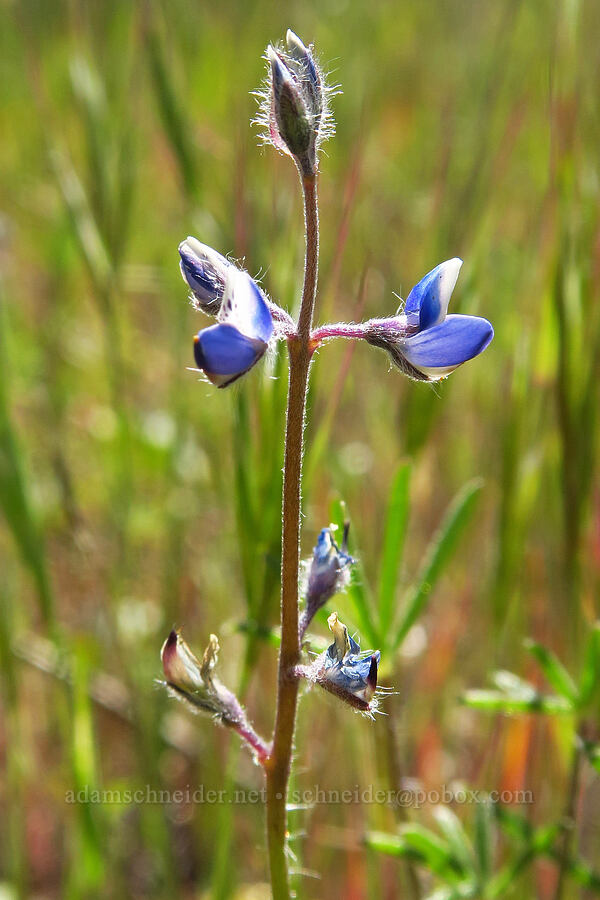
[553,740,583,900]
[265,174,319,900]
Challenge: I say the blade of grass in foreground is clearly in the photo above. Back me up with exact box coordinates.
[392,480,483,653]
[0,289,55,627]
[377,461,411,635]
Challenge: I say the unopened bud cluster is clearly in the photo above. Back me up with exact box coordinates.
[258,30,334,177]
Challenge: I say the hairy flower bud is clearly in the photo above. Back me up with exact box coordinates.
[257,30,334,176]
[299,524,354,636]
[179,237,230,315]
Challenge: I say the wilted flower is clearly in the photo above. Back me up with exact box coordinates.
[193,265,274,388]
[179,237,230,314]
[299,524,354,636]
[366,259,494,381]
[257,30,334,176]
[161,629,225,715]
[160,629,270,762]
[300,613,381,715]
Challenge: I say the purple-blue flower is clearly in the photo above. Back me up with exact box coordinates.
[299,525,354,637]
[179,237,230,314]
[367,259,494,381]
[193,266,274,388]
[315,613,380,713]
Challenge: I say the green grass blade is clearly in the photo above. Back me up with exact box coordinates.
[392,479,483,653]
[145,16,199,200]
[329,498,380,647]
[473,799,493,884]
[524,639,579,706]
[0,295,54,625]
[433,807,476,878]
[50,148,113,296]
[462,689,572,715]
[378,462,411,633]
[580,622,600,707]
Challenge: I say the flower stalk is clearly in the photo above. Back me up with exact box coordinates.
[265,173,319,900]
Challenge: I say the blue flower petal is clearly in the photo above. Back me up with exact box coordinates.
[194,323,267,388]
[179,238,229,308]
[329,650,380,701]
[404,258,462,331]
[218,270,274,344]
[403,314,494,377]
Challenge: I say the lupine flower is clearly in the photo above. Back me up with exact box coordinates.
[193,265,274,388]
[366,258,493,381]
[179,237,230,314]
[299,524,354,636]
[309,613,381,715]
[257,30,334,176]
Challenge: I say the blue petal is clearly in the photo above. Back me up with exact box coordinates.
[314,528,334,563]
[403,314,494,374]
[179,238,229,307]
[404,259,462,331]
[194,323,267,388]
[219,271,274,344]
[334,650,380,697]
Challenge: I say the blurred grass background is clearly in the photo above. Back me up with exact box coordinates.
[0,0,599,897]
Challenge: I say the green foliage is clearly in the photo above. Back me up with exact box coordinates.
[329,468,482,661]
[367,802,600,899]
[1,0,599,896]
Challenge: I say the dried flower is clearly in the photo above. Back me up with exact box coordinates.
[160,630,270,762]
[298,613,382,716]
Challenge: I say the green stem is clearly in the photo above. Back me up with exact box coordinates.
[265,173,319,900]
[553,739,582,900]
[382,702,421,899]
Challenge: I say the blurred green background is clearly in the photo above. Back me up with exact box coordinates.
[1,0,599,897]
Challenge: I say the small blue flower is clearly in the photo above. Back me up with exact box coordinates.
[299,525,354,636]
[307,526,353,604]
[193,267,274,388]
[316,613,380,712]
[368,259,493,381]
[179,237,230,314]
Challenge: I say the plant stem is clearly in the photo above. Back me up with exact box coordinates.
[265,173,319,900]
[382,702,421,900]
[553,739,583,900]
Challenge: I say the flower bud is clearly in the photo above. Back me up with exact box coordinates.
[179,237,230,314]
[258,31,333,176]
[161,629,223,715]
[269,47,312,159]
[160,630,270,762]
[299,524,354,636]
